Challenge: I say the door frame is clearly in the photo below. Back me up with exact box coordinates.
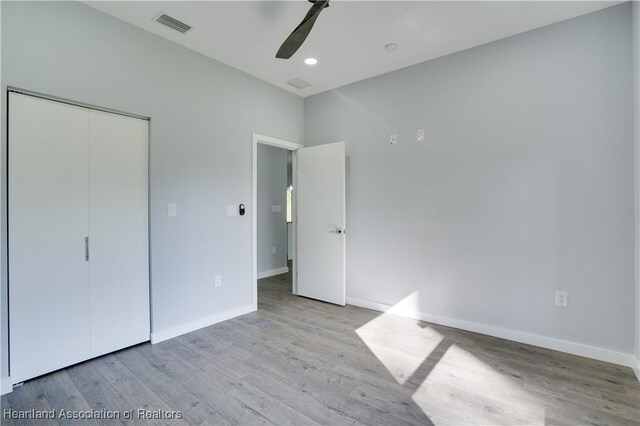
[252,133,303,309]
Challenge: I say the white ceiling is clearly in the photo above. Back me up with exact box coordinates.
[85,1,620,97]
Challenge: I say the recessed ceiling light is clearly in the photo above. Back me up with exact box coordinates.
[304,57,318,65]
[385,43,398,53]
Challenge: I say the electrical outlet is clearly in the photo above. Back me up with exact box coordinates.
[167,203,177,217]
[389,134,398,146]
[272,205,282,213]
[555,291,568,307]
[214,275,222,287]
[272,246,277,255]
[226,204,236,217]
[417,128,425,142]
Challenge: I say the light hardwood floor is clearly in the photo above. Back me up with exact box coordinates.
[2,268,639,425]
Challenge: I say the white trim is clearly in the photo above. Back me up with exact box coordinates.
[291,151,298,296]
[252,133,303,310]
[257,267,289,280]
[1,377,12,395]
[0,2,4,399]
[150,304,254,344]
[253,133,302,151]
[7,87,150,121]
[634,0,640,388]
[346,297,636,368]
[633,356,640,383]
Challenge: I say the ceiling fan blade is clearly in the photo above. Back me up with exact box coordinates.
[276,0,329,59]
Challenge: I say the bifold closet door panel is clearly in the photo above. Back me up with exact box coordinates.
[9,93,91,384]
[88,110,150,357]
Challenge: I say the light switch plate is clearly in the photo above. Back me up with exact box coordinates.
[272,205,282,213]
[389,134,398,146]
[417,128,425,142]
[226,204,237,217]
[168,203,177,217]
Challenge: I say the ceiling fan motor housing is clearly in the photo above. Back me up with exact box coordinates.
[308,0,330,7]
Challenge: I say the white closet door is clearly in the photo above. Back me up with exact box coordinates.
[9,93,91,383]
[88,110,149,357]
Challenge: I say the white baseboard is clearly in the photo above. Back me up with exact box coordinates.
[346,297,636,368]
[1,376,12,395]
[633,356,640,383]
[150,304,255,344]
[257,267,289,279]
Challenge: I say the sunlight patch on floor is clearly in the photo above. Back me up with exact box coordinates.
[355,293,546,425]
[412,344,545,425]
[355,292,443,385]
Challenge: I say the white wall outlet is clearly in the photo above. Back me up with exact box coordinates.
[214,275,222,287]
[272,246,277,255]
[417,128,425,142]
[555,291,568,307]
[226,204,237,217]
[167,203,177,217]
[389,134,398,145]
[272,205,282,213]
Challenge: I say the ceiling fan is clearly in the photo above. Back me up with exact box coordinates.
[276,0,330,59]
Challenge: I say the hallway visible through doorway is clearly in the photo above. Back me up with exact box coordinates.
[258,260,294,309]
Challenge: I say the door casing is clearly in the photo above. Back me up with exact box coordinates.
[252,133,303,308]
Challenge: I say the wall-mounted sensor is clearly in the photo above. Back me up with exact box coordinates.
[239,204,246,216]
[385,43,398,53]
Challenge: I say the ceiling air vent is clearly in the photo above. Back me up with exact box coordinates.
[155,13,191,34]
[287,78,311,89]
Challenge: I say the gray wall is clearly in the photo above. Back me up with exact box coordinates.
[1,1,303,384]
[257,144,288,274]
[305,4,634,353]
[634,0,640,372]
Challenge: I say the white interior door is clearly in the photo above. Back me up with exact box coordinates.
[9,93,91,383]
[89,110,150,357]
[297,142,346,305]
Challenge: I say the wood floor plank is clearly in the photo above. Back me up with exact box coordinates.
[38,370,98,425]
[134,342,268,425]
[92,353,187,426]
[4,380,58,426]
[239,339,425,425]
[241,368,362,425]
[65,361,136,425]
[468,336,638,389]
[1,394,17,426]
[601,387,640,410]
[172,334,257,381]
[114,346,224,425]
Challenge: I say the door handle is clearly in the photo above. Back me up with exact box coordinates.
[85,236,89,261]
[330,227,345,235]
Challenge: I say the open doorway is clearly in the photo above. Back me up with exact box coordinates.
[257,144,292,303]
[252,133,346,309]
[252,134,303,310]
